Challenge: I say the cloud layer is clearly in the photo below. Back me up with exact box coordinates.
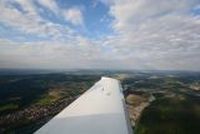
[0,0,200,71]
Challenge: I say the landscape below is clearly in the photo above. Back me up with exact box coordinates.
[0,70,199,134]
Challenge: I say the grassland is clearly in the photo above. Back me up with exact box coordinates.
[0,103,19,112]
[122,72,200,134]
[134,94,200,134]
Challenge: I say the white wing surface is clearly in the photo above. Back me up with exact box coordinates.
[35,77,132,134]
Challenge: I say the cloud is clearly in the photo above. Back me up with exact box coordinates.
[0,0,200,71]
[36,0,58,13]
[0,38,110,69]
[0,0,82,40]
[36,0,84,26]
[63,7,84,26]
[106,0,198,32]
[98,0,200,70]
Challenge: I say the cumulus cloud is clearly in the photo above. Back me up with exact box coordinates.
[98,0,200,71]
[0,0,83,39]
[0,0,200,71]
[37,0,84,26]
[63,7,84,26]
[0,38,111,69]
[37,0,58,13]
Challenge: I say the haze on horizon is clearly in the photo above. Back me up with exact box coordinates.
[0,0,200,71]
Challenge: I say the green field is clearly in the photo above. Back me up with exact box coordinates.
[0,71,199,134]
[0,73,100,133]
[0,103,19,112]
[135,94,200,134]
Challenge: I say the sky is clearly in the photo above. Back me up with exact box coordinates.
[0,0,200,71]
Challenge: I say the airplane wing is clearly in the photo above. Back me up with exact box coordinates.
[35,77,132,134]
